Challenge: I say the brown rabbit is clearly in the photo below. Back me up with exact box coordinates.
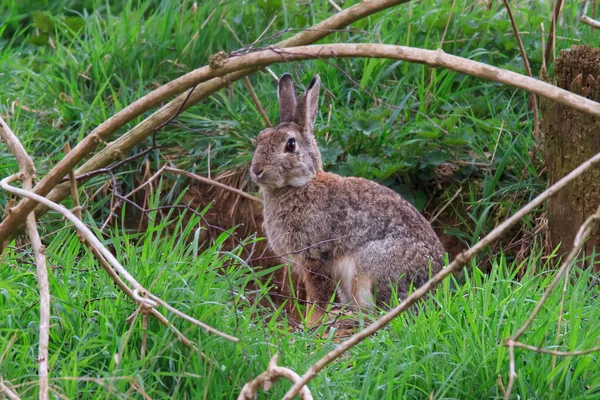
[250,73,444,321]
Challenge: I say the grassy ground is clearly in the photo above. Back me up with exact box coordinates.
[1,0,600,398]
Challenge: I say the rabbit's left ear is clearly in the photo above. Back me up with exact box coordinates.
[296,75,320,132]
[278,73,297,123]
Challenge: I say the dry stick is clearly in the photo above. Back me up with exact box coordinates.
[510,341,600,357]
[581,0,600,29]
[0,176,239,343]
[141,313,148,359]
[0,378,21,400]
[27,43,600,233]
[238,355,313,400]
[0,118,50,400]
[64,144,82,221]
[282,150,600,399]
[502,0,540,139]
[504,205,600,400]
[327,0,342,13]
[505,341,517,399]
[243,76,272,126]
[165,166,261,203]
[551,242,574,371]
[0,0,412,245]
[545,0,563,66]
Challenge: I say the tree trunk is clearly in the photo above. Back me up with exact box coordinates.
[542,45,600,258]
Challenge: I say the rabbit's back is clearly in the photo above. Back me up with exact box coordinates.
[262,171,444,306]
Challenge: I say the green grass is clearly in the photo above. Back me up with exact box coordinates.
[2,212,600,398]
[1,0,600,398]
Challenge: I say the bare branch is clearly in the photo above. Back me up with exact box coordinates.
[509,340,600,357]
[165,166,261,204]
[282,150,600,399]
[505,341,517,400]
[238,355,313,400]
[502,0,540,138]
[545,0,564,65]
[0,0,412,245]
[0,378,21,400]
[243,76,272,126]
[582,0,600,29]
[0,117,49,400]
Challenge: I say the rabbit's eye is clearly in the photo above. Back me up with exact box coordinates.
[285,138,296,153]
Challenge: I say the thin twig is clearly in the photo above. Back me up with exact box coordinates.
[147,294,239,342]
[509,340,600,357]
[505,341,517,400]
[141,312,148,359]
[545,0,564,66]
[165,166,260,203]
[282,150,600,399]
[243,76,272,126]
[581,0,600,29]
[64,143,82,220]
[0,378,21,400]
[327,0,342,12]
[502,0,540,138]
[238,354,313,400]
[0,117,49,400]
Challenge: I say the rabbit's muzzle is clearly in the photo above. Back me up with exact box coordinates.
[250,163,264,180]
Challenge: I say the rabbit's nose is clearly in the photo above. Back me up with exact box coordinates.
[252,164,264,177]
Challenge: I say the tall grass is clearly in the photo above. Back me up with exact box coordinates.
[1,211,600,398]
[1,0,600,398]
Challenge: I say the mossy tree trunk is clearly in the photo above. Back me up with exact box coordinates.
[542,45,600,257]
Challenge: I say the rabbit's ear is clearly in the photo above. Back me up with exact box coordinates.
[278,73,297,123]
[296,75,321,133]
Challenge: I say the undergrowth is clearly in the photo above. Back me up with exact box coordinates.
[1,0,600,398]
[1,213,600,398]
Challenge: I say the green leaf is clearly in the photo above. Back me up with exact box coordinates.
[320,146,343,166]
[422,150,450,167]
[415,130,442,139]
[351,118,380,136]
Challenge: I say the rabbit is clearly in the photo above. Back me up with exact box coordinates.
[250,73,445,323]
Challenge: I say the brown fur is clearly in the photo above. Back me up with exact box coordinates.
[251,74,445,317]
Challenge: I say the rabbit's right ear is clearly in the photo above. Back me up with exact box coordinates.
[278,73,297,123]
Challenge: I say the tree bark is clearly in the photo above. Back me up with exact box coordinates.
[542,45,600,257]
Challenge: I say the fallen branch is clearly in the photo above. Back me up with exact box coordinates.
[503,204,600,400]
[502,0,540,138]
[238,355,313,400]
[0,117,50,400]
[282,150,600,399]
[0,0,411,246]
[582,0,600,29]
[0,174,239,343]
[0,378,21,400]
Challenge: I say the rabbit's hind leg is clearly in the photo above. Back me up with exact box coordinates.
[300,263,336,328]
